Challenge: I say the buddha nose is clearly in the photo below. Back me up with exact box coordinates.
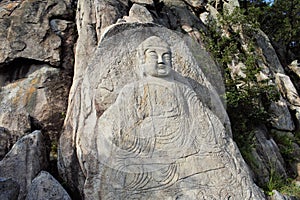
[157,55,164,64]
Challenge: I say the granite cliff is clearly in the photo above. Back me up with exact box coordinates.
[0,0,299,199]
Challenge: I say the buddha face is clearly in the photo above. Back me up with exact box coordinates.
[143,47,172,77]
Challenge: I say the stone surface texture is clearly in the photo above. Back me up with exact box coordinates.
[269,97,295,131]
[0,0,74,158]
[59,24,264,199]
[270,190,298,200]
[0,177,20,200]
[183,0,205,8]
[0,0,73,66]
[251,127,287,186]
[122,3,154,23]
[0,0,300,199]
[0,127,15,160]
[0,65,70,153]
[25,171,71,200]
[255,29,285,74]
[0,131,48,200]
[131,0,153,5]
[288,60,300,79]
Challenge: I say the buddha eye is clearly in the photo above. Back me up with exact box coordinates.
[163,53,171,61]
[147,51,158,59]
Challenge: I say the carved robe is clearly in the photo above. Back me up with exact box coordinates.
[84,76,249,199]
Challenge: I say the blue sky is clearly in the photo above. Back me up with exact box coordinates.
[264,0,274,5]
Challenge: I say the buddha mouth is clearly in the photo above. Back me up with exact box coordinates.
[157,63,167,68]
[157,64,169,74]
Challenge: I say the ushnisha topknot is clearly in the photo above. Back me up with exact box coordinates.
[139,36,171,51]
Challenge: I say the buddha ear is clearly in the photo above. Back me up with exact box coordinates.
[141,64,147,77]
[136,48,145,64]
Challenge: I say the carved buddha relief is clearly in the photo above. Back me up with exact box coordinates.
[83,36,262,199]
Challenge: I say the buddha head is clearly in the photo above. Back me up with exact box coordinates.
[137,36,172,78]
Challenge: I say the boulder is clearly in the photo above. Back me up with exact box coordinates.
[59,24,264,199]
[269,97,295,131]
[276,73,300,107]
[0,131,48,200]
[270,190,298,200]
[288,60,300,77]
[131,0,153,5]
[275,73,300,128]
[250,127,287,186]
[0,65,69,143]
[254,29,285,74]
[183,0,205,8]
[122,4,154,23]
[0,177,20,200]
[25,171,71,200]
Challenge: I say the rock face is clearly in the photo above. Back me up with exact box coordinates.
[1,0,300,199]
[0,131,48,200]
[250,127,287,186]
[0,0,74,158]
[0,0,73,66]
[25,171,71,200]
[59,25,264,199]
[270,190,298,200]
[0,178,20,200]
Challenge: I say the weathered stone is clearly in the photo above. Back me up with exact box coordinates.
[275,73,300,128]
[10,41,27,52]
[250,127,286,186]
[0,177,20,200]
[2,0,297,198]
[159,0,206,31]
[223,0,240,14]
[0,60,71,145]
[199,11,209,24]
[50,19,70,35]
[0,65,68,142]
[0,0,74,159]
[275,73,300,106]
[181,24,203,44]
[201,4,220,26]
[270,190,298,200]
[288,60,300,79]
[269,97,295,131]
[131,0,153,5]
[271,130,300,176]
[0,0,73,66]
[228,61,247,79]
[0,127,15,160]
[59,26,264,199]
[183,0,205,8]
[122,4,154,23]
[78,0,129,43]
[0,131,48,200]
[0,110,31,154]
[25,171,71,200]
[255,29,285,74]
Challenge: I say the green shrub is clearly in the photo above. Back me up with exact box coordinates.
[202,8,279,155]
[264,167,300,198]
